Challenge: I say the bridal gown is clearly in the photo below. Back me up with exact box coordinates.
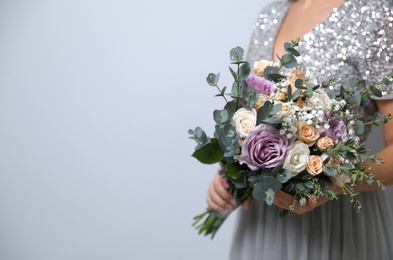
[229,0,393,259]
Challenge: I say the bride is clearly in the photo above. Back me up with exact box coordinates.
[206,0,393,259]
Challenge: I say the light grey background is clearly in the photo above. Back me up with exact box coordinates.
[0,1,391,260]
[0,0,270,259]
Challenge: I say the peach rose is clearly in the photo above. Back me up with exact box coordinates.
[307,155,323,176]
[253,60,273,77]
[254,94,269,110]
[297,121,320,146]
[316,136,335,150]
[287,69,306,92]
[275,91,286,101]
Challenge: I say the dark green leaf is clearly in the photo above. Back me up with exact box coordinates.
[370,86,382,97]
[192,138,224,164]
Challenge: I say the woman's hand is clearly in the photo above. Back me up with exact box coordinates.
[206,170,236,212]
[273,190,328,214]
[206,169,254,211]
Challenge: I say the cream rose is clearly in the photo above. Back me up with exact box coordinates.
[316,136,334,150]
[253,60,273,76]
[232,108,257,138]
[283,141,310,176]
[307,155,323,176]
[297,121,320,146]
[307,89,332,111]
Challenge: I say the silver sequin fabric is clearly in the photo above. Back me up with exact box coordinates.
[246,0,393,140]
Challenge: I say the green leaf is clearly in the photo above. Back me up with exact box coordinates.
[261,118,284,124]
[281,54,297,69]
[270,103,283,115]
[206,73,220,86]
[383,77,391,85]
[295,78,306,89]
[263,66,284,82]
[284,43,300,57]
[299,197,307,206]
[348,78,357,87]
[192,138,224,164]
[370,86,382,97]
[265,188,275,205]
[257,101,272,122]
[252,176,282,200]
[324,167,337,176]
[229,67,237,82]
[355,120,365,135]
[276,169,292,183]
[226,163,240,179]
[230,46,244,62]
[213,109,229,124]
[354,91,361,106]
[291,89,302,100]
[287,84,292,100]
[238,63,251,81]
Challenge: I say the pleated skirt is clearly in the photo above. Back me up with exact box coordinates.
[230,190,393,260]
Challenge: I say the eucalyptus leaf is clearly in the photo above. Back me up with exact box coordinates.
[270,103,283,115]
[230,46,244,62]
[206,73,220,86]
[261,118,284,124]
[257,101,272,122]
[324,167,337,176]
[238,63,251,81]
[259,176,282,191]
[295,78,306,89]
[281,53,297,69]
[348,78,357,87]
[276,169,292,183]
[291,89,302,100]
[355,120,365,134]
[354,91,361,106]
[265,189,275,205]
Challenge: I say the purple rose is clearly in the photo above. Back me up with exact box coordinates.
[237,124,294,170]
[246,75,276,95]
[324,112,348,143]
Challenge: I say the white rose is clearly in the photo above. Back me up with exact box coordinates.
[283,141,310,176]
[232,108,257,138]
[307,89,332,111]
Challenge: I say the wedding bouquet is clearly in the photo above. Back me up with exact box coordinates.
[189,39,393,238]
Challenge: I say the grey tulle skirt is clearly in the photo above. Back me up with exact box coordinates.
[230,190,393,260]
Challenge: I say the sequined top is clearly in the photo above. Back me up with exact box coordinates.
[246,0,393,139]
